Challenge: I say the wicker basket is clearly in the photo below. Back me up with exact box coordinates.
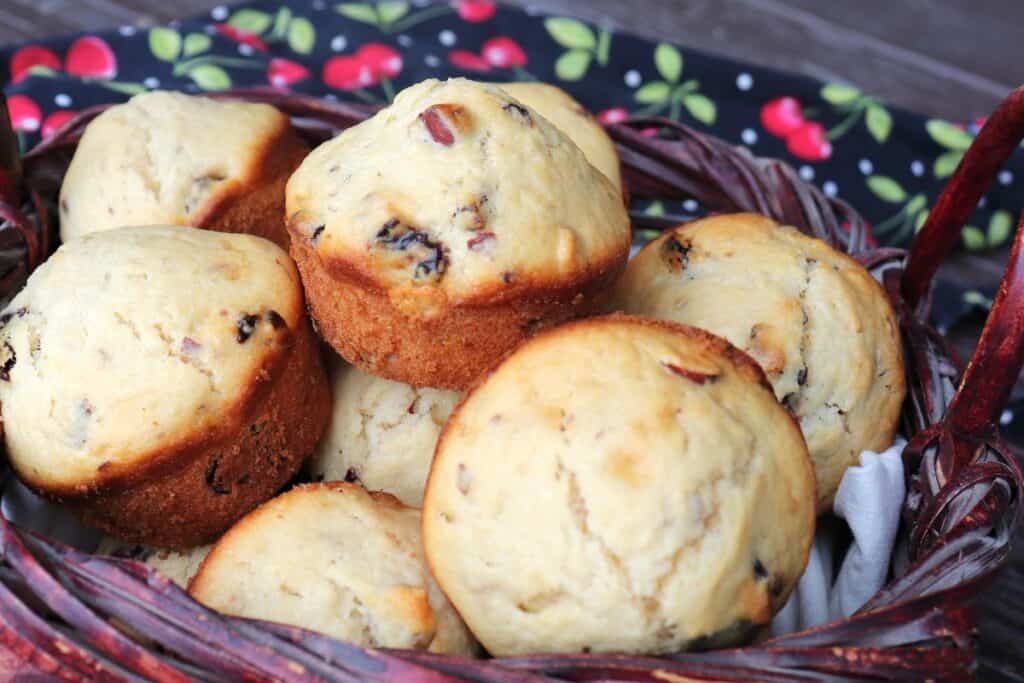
[0,84,1022,682]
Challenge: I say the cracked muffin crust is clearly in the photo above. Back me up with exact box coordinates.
[59,91,308,247]
[0,226,330,547]
[95,537,212,588]
[286,78,631,389]
[611,213,905,510]
[189,482,478,655]
[497,82,623,194]
[422,315,815,656]
[309,359,459,507]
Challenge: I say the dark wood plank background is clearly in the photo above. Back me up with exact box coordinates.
[1,1,1022,680]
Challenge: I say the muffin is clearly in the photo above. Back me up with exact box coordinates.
[422,315,815,656]
[189,482,477,655]
[95,538,211,588]
[59,91,308,247]
[497,82,623,194]
[611,213,905,510]
[286,78,632,389]
[309,360,459,507]
[0,225,330,547]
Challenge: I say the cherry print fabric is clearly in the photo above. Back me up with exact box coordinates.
[1,0,1021,366]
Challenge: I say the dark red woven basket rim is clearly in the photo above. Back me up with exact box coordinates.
[0,84,1022,682]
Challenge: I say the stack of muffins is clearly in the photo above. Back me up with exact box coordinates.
[0,77,905,657]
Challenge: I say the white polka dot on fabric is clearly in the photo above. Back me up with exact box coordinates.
[1001,409,1013,426]
[237,44,254,56]
[799,165,815,181]
[439,30,457,46]
[54,93,71,107]
[397,35,413,47]
[331,35,347,52]
[736,72,753,91]
[312,0,326,9]
[143,77,160,89]
[204,25,217,35]
[211,6,228,21]
[998,170,1014,186]
[683,199,699,212]
[741,128,757,145]
[624,70,642,88]
[978,196,988,208]
[858,159,873,175]
[118,25,136,36]
[324,93,338,101]
[425,54,441,68]
[823,181,838,197]
[910,160,925,177]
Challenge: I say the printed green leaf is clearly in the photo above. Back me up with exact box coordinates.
[544,18,596,50]
[905,193,927,215]
[337,3,379,25]
[634,81,671,104]
[377,1,409,25]
[865,104,892,143]
[645,201,666,217]
[228,9,272,34]
[27,65,58,77]
[683,93,716,125]
[988,210,1014,246]
[926,119,973,150]
[654,43,682,83]
[287,17,316,54]
[182,33,212,58]
[554,49,591,81]
[148,27,181,62]
[101,81,146,95]
[189,64,231,90]
[933,151,963,178]
[595,28,611,65]
[272,7,293,39]
[866,175,906,203]
[962,226,985,250]
[914,210,929,233]
[820,83,861,105]
[963,290,993,308]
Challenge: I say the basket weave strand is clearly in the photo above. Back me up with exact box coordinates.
[0,86,1022,682]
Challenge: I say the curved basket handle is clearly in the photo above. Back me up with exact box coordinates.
[903,86,1024,310]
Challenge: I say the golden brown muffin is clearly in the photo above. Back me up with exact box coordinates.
[423,315,815,656]
[189,482,478,655]
[59,91,308,247]
[95,537,212,588]
[286,78,632,389]
[611,213,905,510]
[0,226,330,547]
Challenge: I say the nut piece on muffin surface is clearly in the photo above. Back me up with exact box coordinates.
[286,78,632,389]
[497,82,623,194]
[309,359,459,507]
[189,482,478,656]
[59,91,308,247]
[0,225,330,548]
[610,213,905,510]
[422,315,815,656]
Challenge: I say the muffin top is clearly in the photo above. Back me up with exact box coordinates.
[59,91,291,241]
[423,316,815,655]
[611,213,905,509]
[286,78,630,309]
[0,225,303,494]
[497,82,622,192]
[189,482,477,655]
[309,360,459,507]
[95,538,212,588]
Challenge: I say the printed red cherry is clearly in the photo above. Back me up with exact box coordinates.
[267,58,310,88]
[214,24,268,52]
[41,110,76,139]
[597,107,629,125]
[323,55,374,90]
[64,36,117,79]
[7,95,41,132]
[786,121,832,161]
[760,96,804,138]
[356,44,403,80]
[455,0,496,22]
[481,37,526,69]
[448,49,490,72]
[9,45,61,83]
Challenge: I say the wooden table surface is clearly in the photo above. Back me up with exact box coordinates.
[2,1,1022,680]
